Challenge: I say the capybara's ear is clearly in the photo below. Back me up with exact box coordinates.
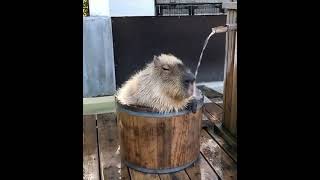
[153,55,161,67]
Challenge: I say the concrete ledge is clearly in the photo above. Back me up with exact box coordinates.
[197,81,224,94]
[222,2,237,10]
[83,82,223,115]
[83,96,115,115]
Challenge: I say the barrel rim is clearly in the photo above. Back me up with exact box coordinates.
[115,94,204,117]
[123,156,199,174]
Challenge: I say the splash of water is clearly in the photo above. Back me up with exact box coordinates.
[193,30,216,97]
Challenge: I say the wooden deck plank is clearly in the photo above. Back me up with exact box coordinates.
[97,113,130,180]
[128,168,160,180]
[197,85,223,98]
[83,115,100,180]
[211,98,223,108]
[198,85,223,108]
[199,86,223,108]
[205,126,237,163]
[200,130,237,180]
[213,126,237,151]
[203,102,223,126]
[185,154,219,180]
[159,170,190,180]
[202,99,237,150]
[202,114,212,128]
[88,111,237,180]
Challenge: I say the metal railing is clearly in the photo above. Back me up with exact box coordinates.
[155,2,225,16]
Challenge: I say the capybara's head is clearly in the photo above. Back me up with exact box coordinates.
[152,54,195,100]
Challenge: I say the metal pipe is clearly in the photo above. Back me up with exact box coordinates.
[212,24,237,34]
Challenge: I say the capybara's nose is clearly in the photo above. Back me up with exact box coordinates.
[183,72,195,84]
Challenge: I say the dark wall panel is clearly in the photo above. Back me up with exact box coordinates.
[111,15,226,87]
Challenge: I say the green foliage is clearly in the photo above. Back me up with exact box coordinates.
[83,0,89,16]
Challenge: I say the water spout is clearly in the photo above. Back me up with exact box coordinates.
[192,23,237,97]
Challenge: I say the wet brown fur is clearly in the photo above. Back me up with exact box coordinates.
[115,54,194,113]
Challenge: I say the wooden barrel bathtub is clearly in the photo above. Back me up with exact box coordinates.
[116,91,204,174]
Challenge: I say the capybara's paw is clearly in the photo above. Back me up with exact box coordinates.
[187,99,197,113]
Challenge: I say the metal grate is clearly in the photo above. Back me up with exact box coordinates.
[155,1,224,16]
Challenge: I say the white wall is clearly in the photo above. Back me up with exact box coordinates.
[89,0,110,16]
[89,0,155,17]
[109,0,155,17]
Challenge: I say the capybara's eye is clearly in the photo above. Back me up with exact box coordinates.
[162,67,169,71]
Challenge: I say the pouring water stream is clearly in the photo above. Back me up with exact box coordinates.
[192,30,216,97]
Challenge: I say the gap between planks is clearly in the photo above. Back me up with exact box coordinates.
[200,129,237,180]
[83,115,100,180]
[97,113,130,180]
[205,126,237,163]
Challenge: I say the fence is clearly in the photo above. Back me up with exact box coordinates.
[155,1,224,16]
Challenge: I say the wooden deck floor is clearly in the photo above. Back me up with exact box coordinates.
[83,88,237,180]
